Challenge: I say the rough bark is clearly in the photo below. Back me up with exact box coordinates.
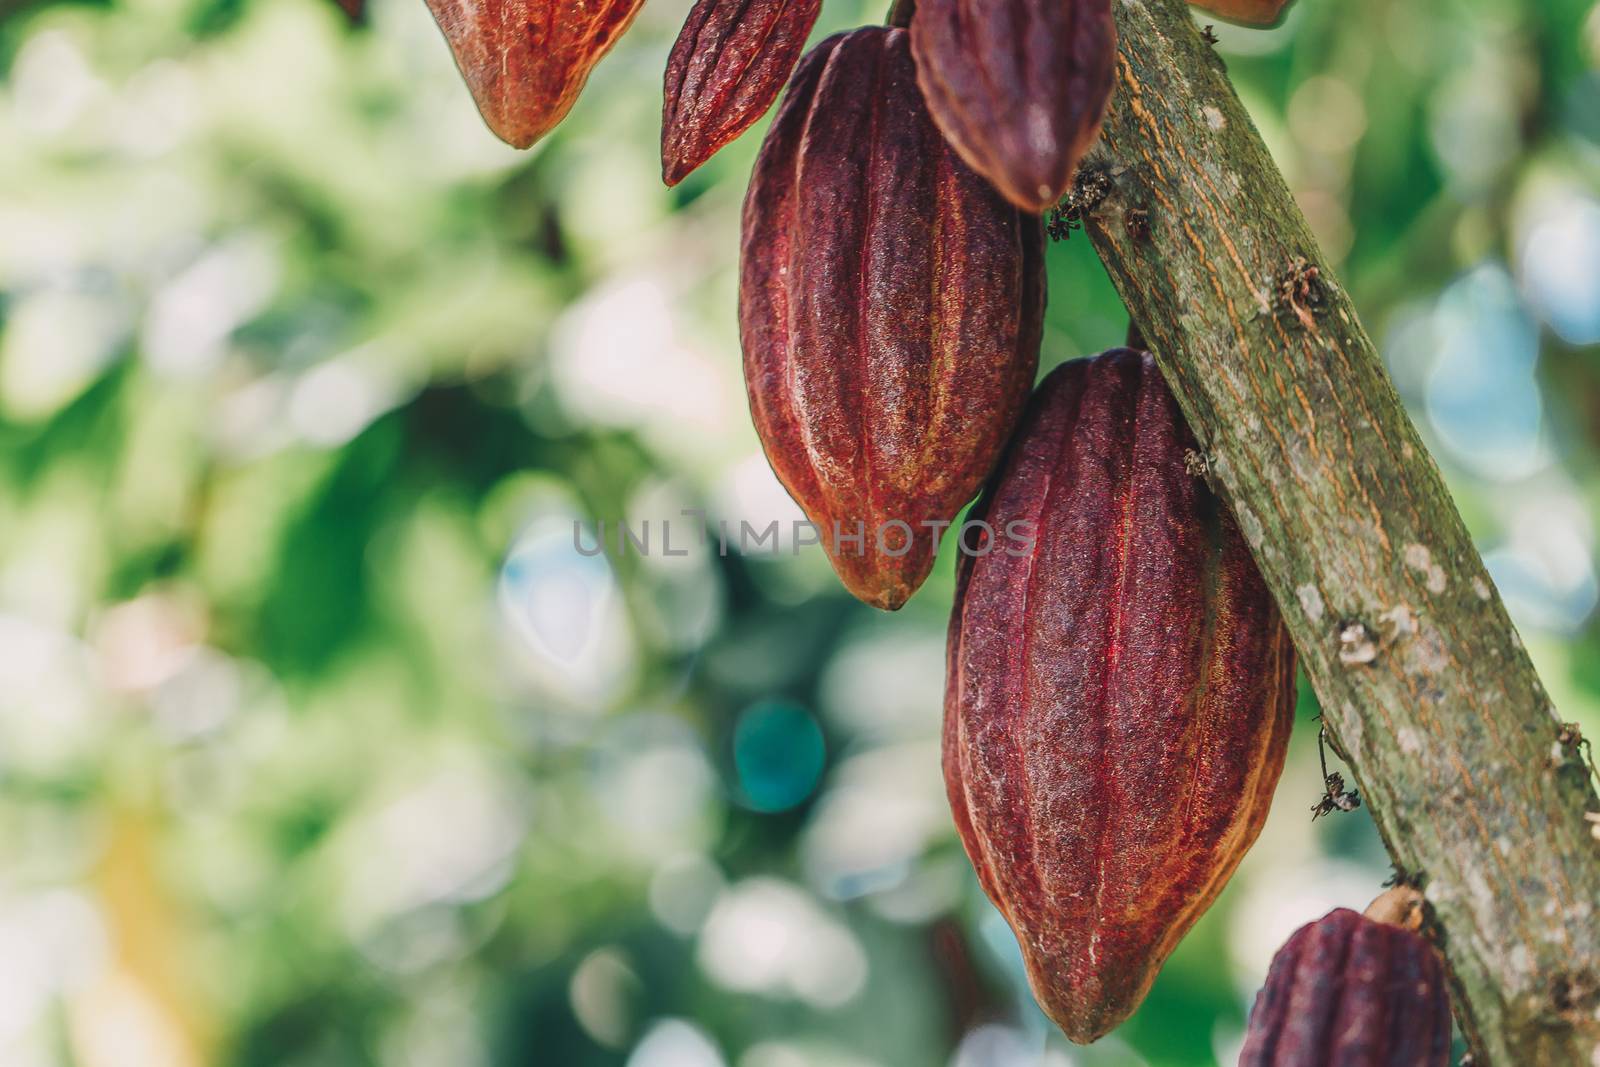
[1077,0,1600,1063]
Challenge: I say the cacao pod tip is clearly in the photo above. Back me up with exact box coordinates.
[1041,992,1125,1046]
[863,580,913,612]
[1021,926,1179,1043]
[489,120,540,151]
[833,551,923,612]
[1188,0,1291,27]
[425,0,644,153]
[661,0,822,192]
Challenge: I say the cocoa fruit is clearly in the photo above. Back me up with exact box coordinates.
[662,0,822,186]
[425,0,644,148]
[740,27,1044,610]
[943,349,1295,1042]
[1188,0,1291,26]
[1239,890,1452,1066]
[909,0,1116,213]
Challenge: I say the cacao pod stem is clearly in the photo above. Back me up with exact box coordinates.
[1363,885,1425,931]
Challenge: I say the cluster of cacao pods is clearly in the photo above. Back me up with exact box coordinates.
[418,0,1460,1056]
[421,0,1294,157]
[421,0,1292,600]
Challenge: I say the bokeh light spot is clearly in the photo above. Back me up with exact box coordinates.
[733,701,825,813]
[1425,264,1548,480]
[1520,194,1600,345]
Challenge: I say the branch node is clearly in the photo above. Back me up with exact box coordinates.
[1556,722,1599,782]
[1047,164,1115,241]
[1271,255,1328,329]
[1125,207,1151,241]
[1549,970,1600,1027]
[1336,619,1379,665]
[1383,863,1427,891]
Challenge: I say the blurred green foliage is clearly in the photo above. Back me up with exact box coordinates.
[0,0,1596,1064]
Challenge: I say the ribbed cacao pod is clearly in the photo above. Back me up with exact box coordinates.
[1239,890,1452,1066]
[425,0,644,148]
[910,0,1116,213]
[1187,0,1292,26]
[740,27,1044,610]
[662,0,822,186]
[943,349,1295,1042]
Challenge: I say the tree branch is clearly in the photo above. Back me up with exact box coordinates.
[1080,1,1600,1062]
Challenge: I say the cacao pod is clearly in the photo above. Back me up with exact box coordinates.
[910,0,1116,213]
[662,0,822,186]
[740,27,1044,611]
[1239,891,1452,1066]
[425,0,644,149]
[943,349,1295,1042]
[1188,0,1291,26]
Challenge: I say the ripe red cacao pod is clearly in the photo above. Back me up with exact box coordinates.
[740,27,1044,610]
[909,0,1116,213]
[425,0,644,148]
[1239,894,1452,1066]
[662,0,822,186]
[1188,0,1291,26]
[943,349,1295,1042]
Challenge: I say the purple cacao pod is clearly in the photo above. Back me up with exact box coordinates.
[662,0,822,186]
[425,0,644,148]
[910,0,1116,213]
[944,349,1296,1041]
[739,27,1045,610]
[1240,899,1453,1066]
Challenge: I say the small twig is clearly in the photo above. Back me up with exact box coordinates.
[1557,722,1599,786]
[1311,723,1361,819]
